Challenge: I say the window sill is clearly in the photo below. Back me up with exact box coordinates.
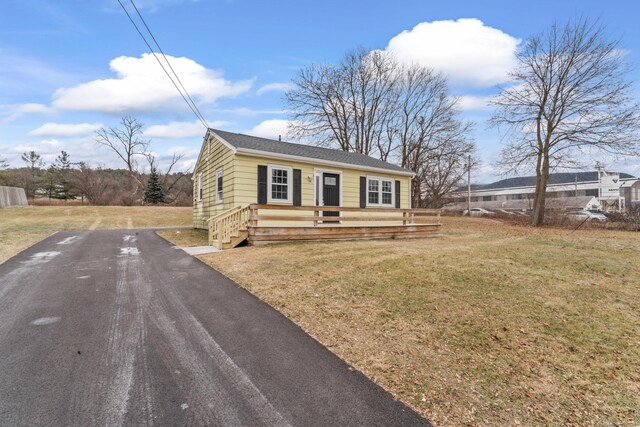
[267,200,293,205]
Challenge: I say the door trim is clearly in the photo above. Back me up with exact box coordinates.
[314,168,342,224]
[314,168,343,208]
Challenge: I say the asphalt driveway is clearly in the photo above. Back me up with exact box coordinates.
[0,229,429,426]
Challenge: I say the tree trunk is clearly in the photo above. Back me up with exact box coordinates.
[531,153,550,226]
[411,177,421,208]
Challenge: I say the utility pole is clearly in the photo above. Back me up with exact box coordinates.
[467,154,471,216]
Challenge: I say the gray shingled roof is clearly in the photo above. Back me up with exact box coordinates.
[210,129,413,174]
[472,171,636,191]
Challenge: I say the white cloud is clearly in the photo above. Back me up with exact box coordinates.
[4,139,64,165]
[52,53,253,113]
[165,145,200,157]
[385,18,520,87]
[212,107,287,116]
[2,103,53,122]
[179,158,197,172]
[28,122,103,137]
[256,82,292,96]
[246,119,292,140]
[144,120,229,139]
[3,135,148,169]
[456,95,494,111]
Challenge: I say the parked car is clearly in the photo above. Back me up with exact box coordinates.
[587,209,615,219]
[495,209,528,217]
[463,208,495,217]
[566,209,607,222]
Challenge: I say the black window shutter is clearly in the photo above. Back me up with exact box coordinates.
[293,169,302,206]
[257,165,267,204]
[359,176,367,208]
[395,180,401,208]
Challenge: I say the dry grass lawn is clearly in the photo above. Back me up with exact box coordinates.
[156,228,209,247]
[200,217,640,426]
[0,205,192,263]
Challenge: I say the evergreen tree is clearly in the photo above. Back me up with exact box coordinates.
[40,165,61,199]
[55,150,74,199]
[21,150,43,198]
[0,157,8,186]
[143,167,165,205]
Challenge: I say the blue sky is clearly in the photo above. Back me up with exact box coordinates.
[2,0,640,182]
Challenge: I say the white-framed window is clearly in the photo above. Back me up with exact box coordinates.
[367,177,394,207]
[216,168,223,203]
[268,165,292,204]
[197,172,203,202]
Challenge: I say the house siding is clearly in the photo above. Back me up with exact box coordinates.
[233,154,411,227]
[193,133,413,229]
[233,154,411,208]
[192,135,235,229]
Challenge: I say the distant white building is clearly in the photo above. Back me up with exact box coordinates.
[448,170,640,212]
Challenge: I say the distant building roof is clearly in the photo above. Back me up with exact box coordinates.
[445,196,600,211]
[472,171,636,191]
[209,129,413,175]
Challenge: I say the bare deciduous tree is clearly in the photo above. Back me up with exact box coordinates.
[69,162,116,205]
[415,128,476,208]
[287,48,397,157]
[287,49,475,207]
[95,116,150,199]
[390,66,475,206]
[491,17,640,226]
[95,116,194,205]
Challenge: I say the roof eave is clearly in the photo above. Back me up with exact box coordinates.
[208,129,238,153]
[235,147,415,177]
[192,130,239,180]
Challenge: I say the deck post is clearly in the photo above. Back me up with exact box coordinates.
[249,205,258,228]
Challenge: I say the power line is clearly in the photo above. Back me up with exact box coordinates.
[127,0,209,128]
[116,0,209,129]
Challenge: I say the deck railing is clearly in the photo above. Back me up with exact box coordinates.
[207,204,251,247]
[248,204,441,227]
[246,204,441,244]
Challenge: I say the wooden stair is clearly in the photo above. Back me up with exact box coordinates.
[207,205,250,249]
[210,230,248,249]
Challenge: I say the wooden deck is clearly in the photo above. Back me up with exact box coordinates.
[246,204,441,245]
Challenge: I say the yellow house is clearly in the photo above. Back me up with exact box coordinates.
[193,129,440,247]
